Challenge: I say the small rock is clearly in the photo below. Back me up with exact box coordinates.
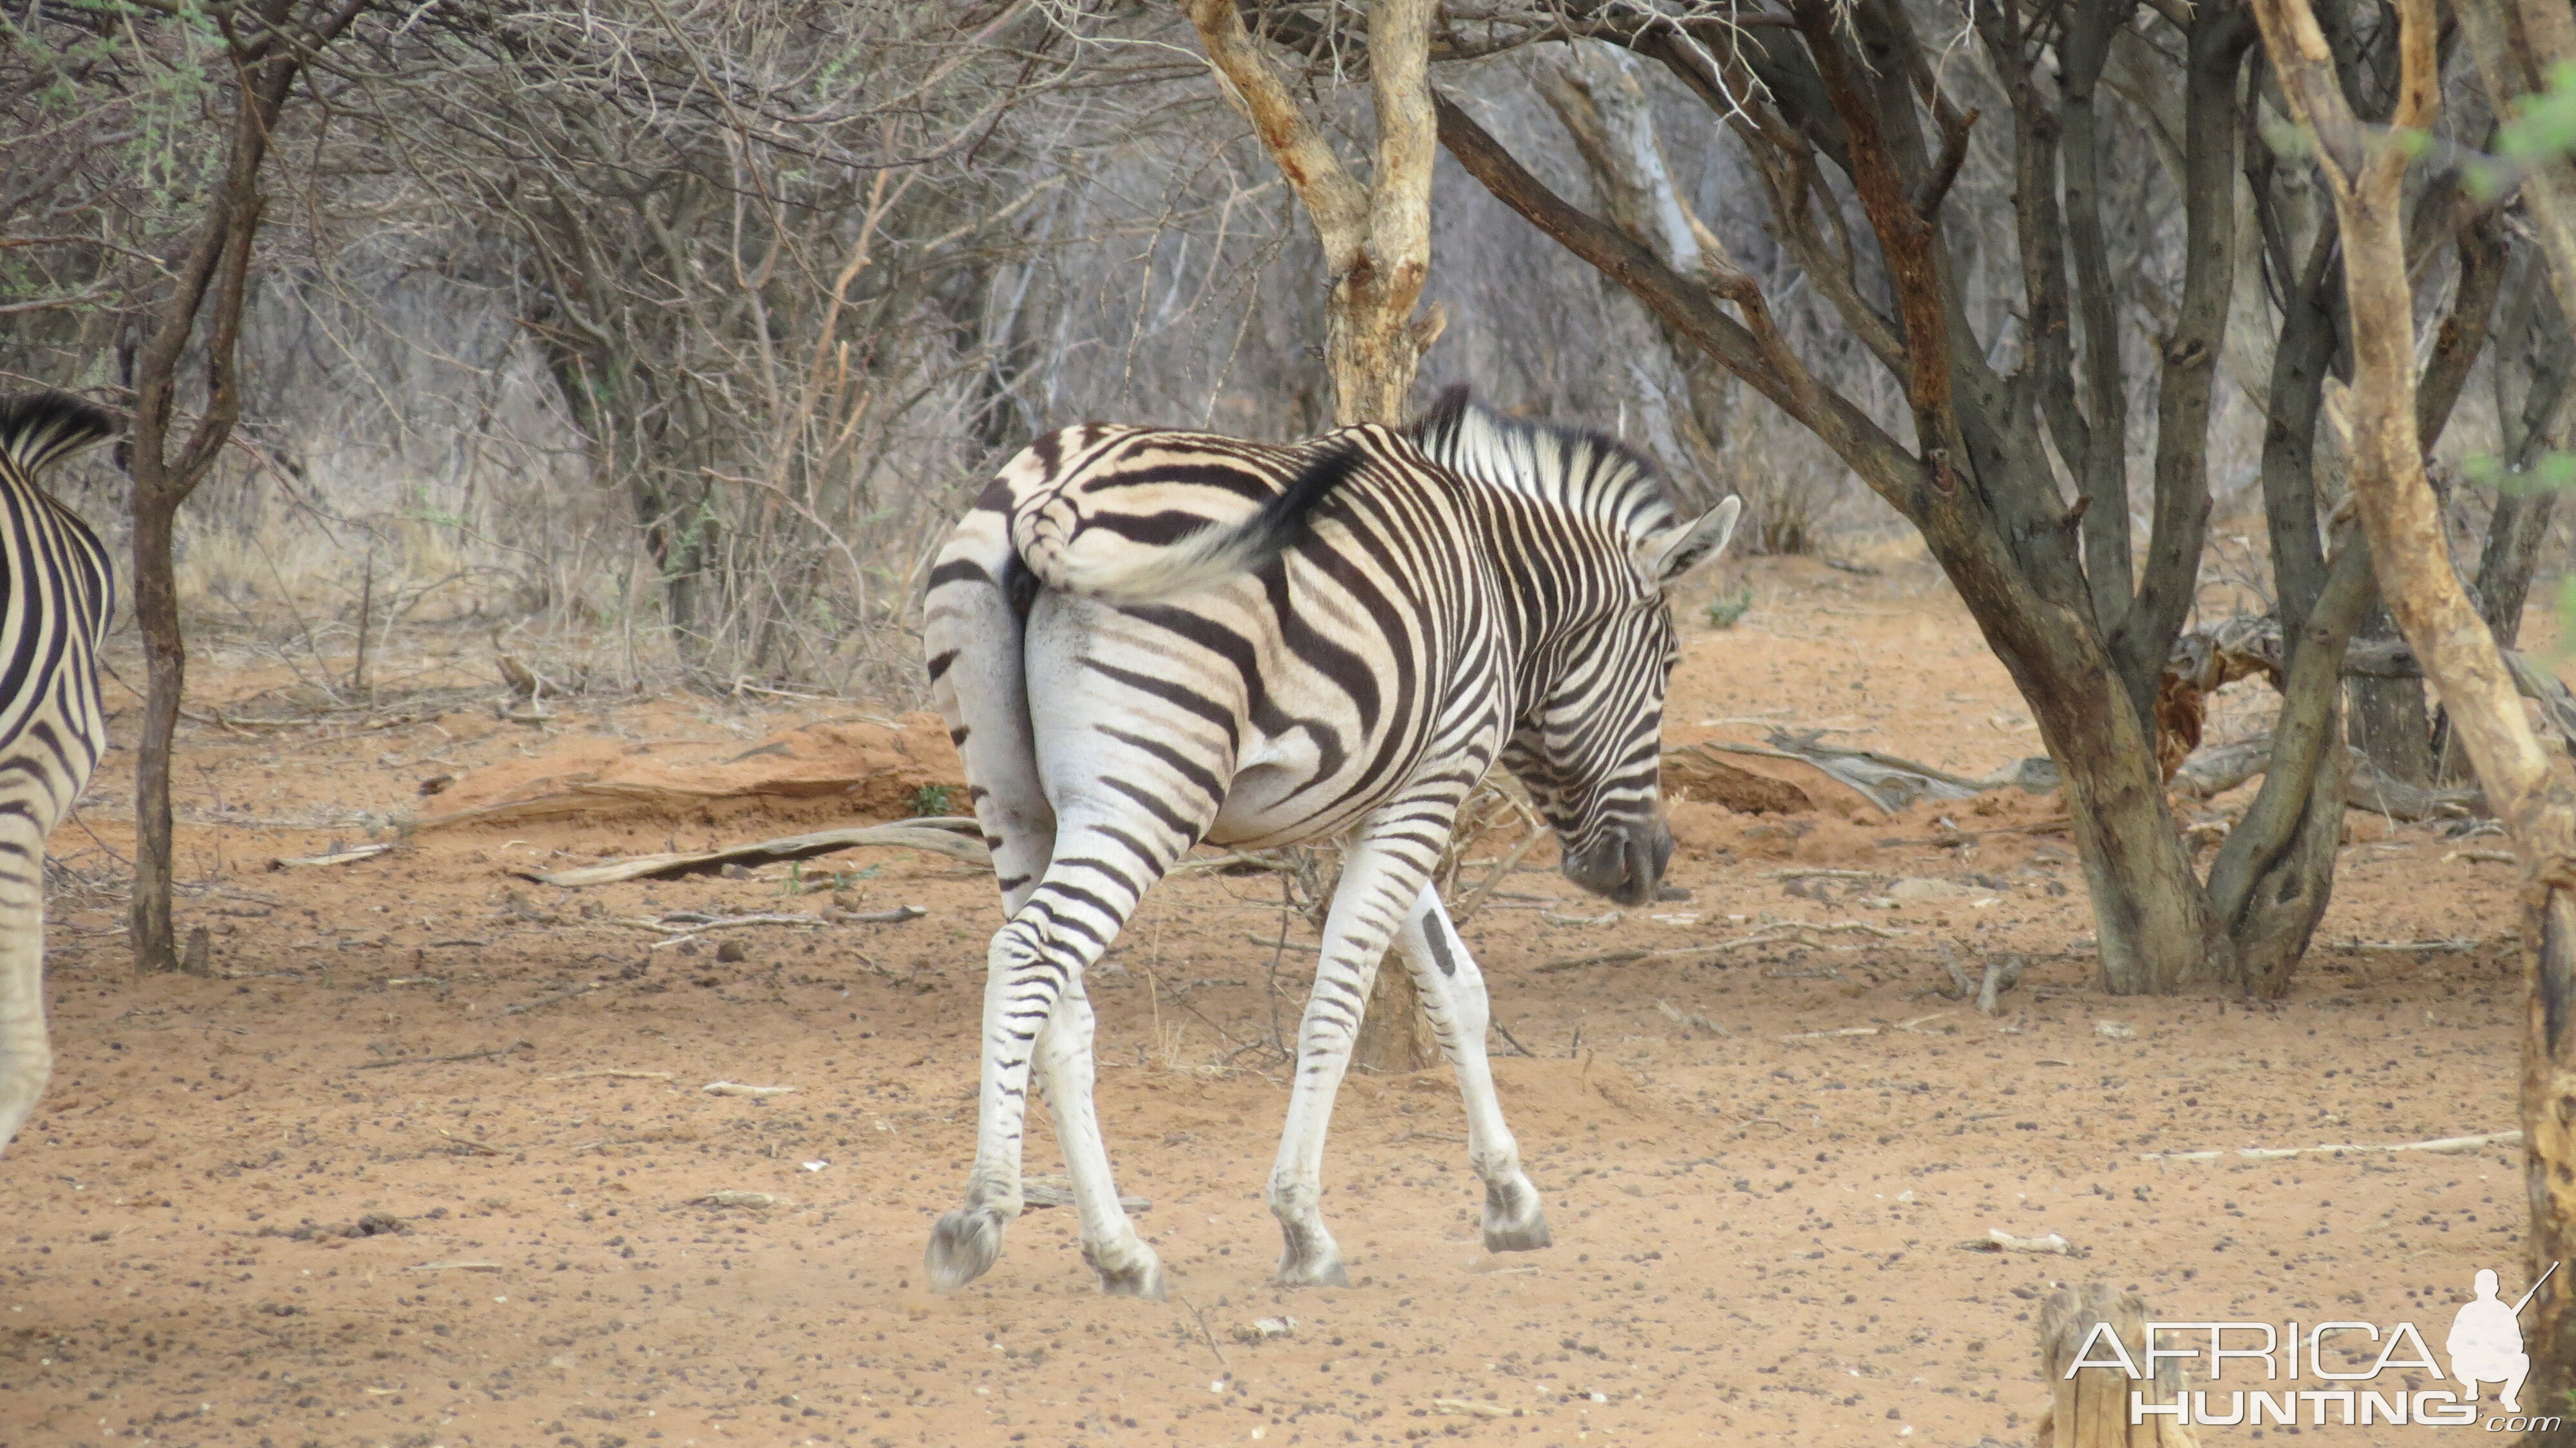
[2094,1020,2136,1040]
[715,938,750,964]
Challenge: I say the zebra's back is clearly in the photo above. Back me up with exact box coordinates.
[0,394,115,806]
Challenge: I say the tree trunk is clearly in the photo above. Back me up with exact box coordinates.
[2204,538,2374,996]
[1434,52,2227,997]
[1188,0,1443,1071]
[2345,618,2435,783]
[1979,590,2226,995]
[2261,0,2576,1434]
[127,491,184,975]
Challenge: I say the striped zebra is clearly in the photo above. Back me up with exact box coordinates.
[921,387,1738,1297]
[0,394,118,1160]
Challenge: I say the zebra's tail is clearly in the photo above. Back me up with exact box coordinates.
[0,394,118,477]
[1025,442,1367,601]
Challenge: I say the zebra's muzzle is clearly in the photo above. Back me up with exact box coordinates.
[1560,822,1673,907]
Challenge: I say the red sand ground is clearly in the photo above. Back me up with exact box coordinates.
[0,558,2545,1447]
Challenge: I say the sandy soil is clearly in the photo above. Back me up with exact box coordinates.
[0,557,2544,1448]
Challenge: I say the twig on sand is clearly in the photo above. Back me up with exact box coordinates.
[496,819,989,881]
[1965,1228,2072,1255]
[2327,937,2481,953]
[1535,920,1903,973]
[270,843,396,870]
[1175,1295,1231,1373]
[1764,867,1881,882]
[1654,999,1727,1037]
[2139,1130,2522,1163]
[505,982,601,1014]
[650,914,827,951]
[544,1069,675,1083]
[1490,1017,1539,1058]
[352,1040,529,1071]
[1782,1011,1952,1041]
[1875,819,2074,848]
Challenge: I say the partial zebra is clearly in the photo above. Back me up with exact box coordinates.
[921,387,1738,1297]
[0,394,118,1159]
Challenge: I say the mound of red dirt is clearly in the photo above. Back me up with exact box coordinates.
[415,712,965,831]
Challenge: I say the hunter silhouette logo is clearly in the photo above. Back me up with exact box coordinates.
[2066,1262,2562,1430]
[2447,1266,2548,1414]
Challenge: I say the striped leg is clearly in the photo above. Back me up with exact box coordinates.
[925,815,1184,1296]
[1267,810,1450,1288]
[0,810,54,1157]
[1030,976,1162,1296]
[1394,890,1549,1252]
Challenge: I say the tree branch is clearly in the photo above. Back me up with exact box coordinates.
[1432,88,1927,511]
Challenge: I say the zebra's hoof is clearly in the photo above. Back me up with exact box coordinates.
[1083,1241,1168,1300]
[1098,1258,1168,1300]
[1483,1211,1553,1253]
[1273,1252,1352,1290]
[924,1208,1007,1291]
[1482,1177,1552,1253]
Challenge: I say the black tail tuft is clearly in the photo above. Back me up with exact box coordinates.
[0,392,118,477]
[1239,441,1368,566]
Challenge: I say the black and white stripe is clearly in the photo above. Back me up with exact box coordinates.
[0,393,117,1159]
[920,386,1739,1296]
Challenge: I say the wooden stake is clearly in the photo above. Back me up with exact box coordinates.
[2035,1284,2196,1447]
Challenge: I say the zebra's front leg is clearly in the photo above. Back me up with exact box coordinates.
[1267,824,1443,1288]
[1394,890,1549,1253]
[1032,976,1164,1297]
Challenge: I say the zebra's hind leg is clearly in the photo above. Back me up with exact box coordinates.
[1033,977,1164,1298]
[927,817,1184,1295]
[1394,890,1550,1253]
[0,813,53,1157]
[1267,823,1444,1288]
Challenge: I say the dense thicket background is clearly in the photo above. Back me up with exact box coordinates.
[15,0,2456,700]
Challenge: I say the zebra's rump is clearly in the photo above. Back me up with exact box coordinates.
[992,424,1352,598]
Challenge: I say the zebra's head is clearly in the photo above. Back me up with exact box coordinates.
[1410,388,1743,904]
[1499,491,1741,904]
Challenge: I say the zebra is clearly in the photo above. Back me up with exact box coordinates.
[0,394,118,1161]
[920,386,1739,1297]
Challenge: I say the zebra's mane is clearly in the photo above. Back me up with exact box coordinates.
[1404,385,1679,540]
[0,393,118,479]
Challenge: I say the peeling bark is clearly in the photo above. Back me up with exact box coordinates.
[2262,0,2576,1430]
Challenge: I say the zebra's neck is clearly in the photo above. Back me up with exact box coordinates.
[1405,395,1678,542]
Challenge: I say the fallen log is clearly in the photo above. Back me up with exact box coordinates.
[1702,729,2056,813]
[2170,732,2483,819]
[507,819,989,886]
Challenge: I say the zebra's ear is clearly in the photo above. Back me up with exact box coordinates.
[1640,496,1741,589]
